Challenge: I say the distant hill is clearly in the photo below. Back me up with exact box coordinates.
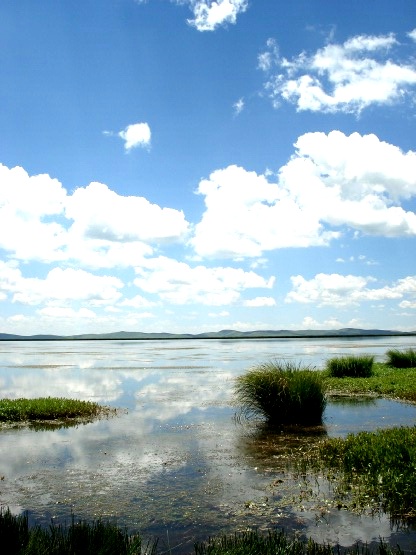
[0,328,415,341]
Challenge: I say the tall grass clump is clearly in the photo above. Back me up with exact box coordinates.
[0,508,156,555]
[325,355,374,378]
[235,361,326,425]
[385,348,416,369]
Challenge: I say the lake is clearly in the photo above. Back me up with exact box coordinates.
[1,336,416,553]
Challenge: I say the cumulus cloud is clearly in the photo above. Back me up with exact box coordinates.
[186,0,248,31]
[66,182,189,244]
[243,296,276,307]
[286,273,416,308]
[0,163,189,268]
[259,32,416,113]
[133,256,274,305]
[192,131,416,259]
[118,122,151,150]
[1,266,124,307]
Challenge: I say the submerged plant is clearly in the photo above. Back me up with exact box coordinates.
[235,361,326,425]
[325,355,374,378]
[385,348,416,369]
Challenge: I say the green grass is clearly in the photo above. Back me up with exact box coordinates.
[235,361,326,425]
[0,508,156,555]
[299,426,416,523]
[322,362,416,402]
[0,510,404,555]
[0,397,107,423]
[326,355,374,378]
[194,529,404,554]
[385,348,416,368]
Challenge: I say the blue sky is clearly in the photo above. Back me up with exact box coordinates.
[1,0,416,335]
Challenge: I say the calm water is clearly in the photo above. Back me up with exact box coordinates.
[1,337,416,553]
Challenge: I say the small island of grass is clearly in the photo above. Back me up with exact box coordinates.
[0,397,112,425]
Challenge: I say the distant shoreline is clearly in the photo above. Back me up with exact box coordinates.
[1,329,415,342]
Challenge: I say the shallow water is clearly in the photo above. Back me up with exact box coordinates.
[1,337,416,553]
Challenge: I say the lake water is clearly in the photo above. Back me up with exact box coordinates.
[1,336,416,553]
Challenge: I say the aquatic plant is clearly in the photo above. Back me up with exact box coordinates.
[0,508,156,555]
[325,355,374,378]
[235,361,326,425]
[301,426,416,523]
[0,397,106,423]
[194,528,404,554]
[385,348,416,369]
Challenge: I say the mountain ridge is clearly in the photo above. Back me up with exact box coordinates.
[0,328,415,341]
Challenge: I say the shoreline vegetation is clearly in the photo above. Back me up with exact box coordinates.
[0,397,114,426]
[0,509,406,555]
[0,327,415,341]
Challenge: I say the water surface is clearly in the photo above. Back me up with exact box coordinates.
[1,337,416,553]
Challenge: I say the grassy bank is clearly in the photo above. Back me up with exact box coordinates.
[0,509,404,555]
[322,362,416,402]
[297,426,416,523]
[0,397,110,423]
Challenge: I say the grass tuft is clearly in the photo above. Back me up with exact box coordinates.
[385,348,416,369]
[326,355,374,378]
[235,361,326,425]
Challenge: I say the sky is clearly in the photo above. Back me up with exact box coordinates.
[1,0,416,336]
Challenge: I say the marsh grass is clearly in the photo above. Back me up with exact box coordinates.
[0,508,156,555]
[323,363,416,402]
[385,348,416,369]
[299,426,416,523]
[0,397,108,423]
[326,355,374,378]
[235,361,326,425]
[194,529,404,554]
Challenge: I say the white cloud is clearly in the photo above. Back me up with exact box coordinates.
[286,273,416,308]
[243,296,276,307]
[133,256,274,305]
[191,164,338,258]
[38,306,96,319]
[0,162,189,268]
[186,0,248,31]
[118,122,151,150]
[192,131,416,259]
[0,264,123,307]
[233,97,244,115]
[259,32,416,113]
[408,28,416,42]
[66,181,189,244]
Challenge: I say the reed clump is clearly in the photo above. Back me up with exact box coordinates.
[326,355,374,378]
[0,397,105,423]
[385,348,416,369]
[235,361,326,425]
